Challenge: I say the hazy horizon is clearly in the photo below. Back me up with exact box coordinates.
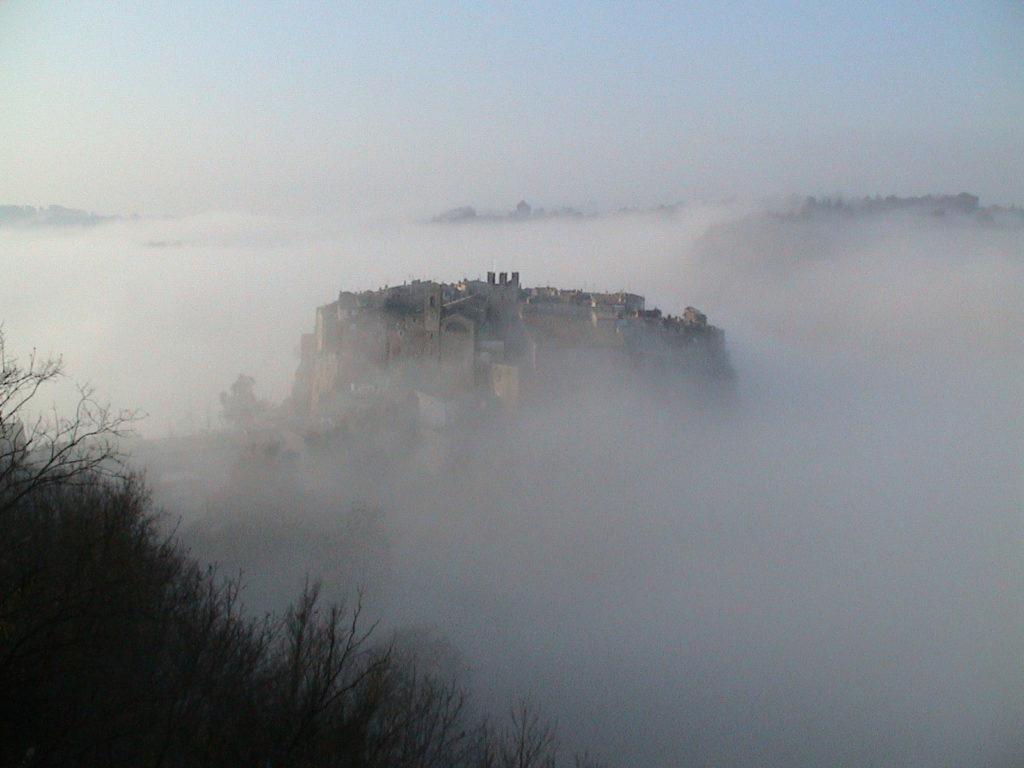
[3,2,1023,218]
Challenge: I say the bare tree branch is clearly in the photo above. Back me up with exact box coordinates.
[0,328,138,516]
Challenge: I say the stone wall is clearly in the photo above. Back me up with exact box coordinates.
[293,275,731,421]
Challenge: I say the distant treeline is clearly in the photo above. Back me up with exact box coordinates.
[431,199,687,224]
[797,192,1023,222]
[0,204,115,227]
[433,200,585,224]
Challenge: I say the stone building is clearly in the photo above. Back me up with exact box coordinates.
[292,273,731,425]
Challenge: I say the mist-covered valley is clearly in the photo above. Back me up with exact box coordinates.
[2,201,1019,766]
[5,2,1024,763]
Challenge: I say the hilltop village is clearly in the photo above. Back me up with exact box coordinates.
[292,272,731,431]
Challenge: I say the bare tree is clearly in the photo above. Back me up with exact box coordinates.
[270,581,389,765]
[0,329,136,515]
[362,652,471,768]
[497,700,559,768]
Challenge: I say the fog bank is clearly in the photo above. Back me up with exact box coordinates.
[2,204,1021,766]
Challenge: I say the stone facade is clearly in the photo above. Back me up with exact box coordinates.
[292,273,731,422]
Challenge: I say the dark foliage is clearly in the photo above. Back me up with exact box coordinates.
[0,337,596,768]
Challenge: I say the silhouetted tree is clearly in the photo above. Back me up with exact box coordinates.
[0,329,135,515]
[219,373,264,431]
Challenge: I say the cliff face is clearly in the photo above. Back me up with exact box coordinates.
[292,273,732,424]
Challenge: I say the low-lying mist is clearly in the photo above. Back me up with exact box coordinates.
[2,203,1021,766]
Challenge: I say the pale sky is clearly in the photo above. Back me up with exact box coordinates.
[1,1,1021,217]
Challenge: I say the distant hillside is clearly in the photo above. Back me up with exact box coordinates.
[431,199,699,224]
[432,199,585,224]
[0,204,116,228]
[793,193,1024,224]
